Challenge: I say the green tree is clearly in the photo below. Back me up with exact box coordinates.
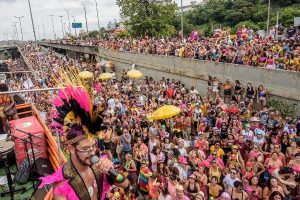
[88,30,100,38]
[116,0,177,37]
[280,6,300,26]
[180,0,299,36]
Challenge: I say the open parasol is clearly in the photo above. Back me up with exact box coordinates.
[99,72,114,80]
[127,69,143,79]
[148,105,181,120]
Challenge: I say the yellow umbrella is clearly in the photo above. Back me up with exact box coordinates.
[99,72,114,80]
[148,105,181,120]
[127,69,143,79]
[79,71,94,79]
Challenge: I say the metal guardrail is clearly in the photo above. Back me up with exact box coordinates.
[0,70,41,74]
[0,87,63,94]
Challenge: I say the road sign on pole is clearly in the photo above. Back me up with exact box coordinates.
[72,23,83,29]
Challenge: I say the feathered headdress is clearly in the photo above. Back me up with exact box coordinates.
[50,67,106,145]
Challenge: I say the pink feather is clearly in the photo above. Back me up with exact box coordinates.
[74,87,90,113]
[52,97,64,107]
[50,113,59,118]
[50,122,63,128]
[58,90,69,100]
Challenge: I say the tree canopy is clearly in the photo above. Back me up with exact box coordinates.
[116,0,177,37]
[182,0,300,36]
[116,0,300,37]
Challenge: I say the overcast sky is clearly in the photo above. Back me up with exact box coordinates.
[0,0,200,41]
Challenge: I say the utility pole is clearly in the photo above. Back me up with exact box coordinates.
[63,23,67,36]
[266,0,271,35]
[275,11,279,41]
[82,3,89,33]
[12,22,19,40]
[14,16,24,41]
[27,0,37,43]
[42,22,46,39]
[59,15,64,38]
[94,0,101,34]
[180,0,183,40]
[50,14,56,39]
[72,16,77,36]
[37,24,41,40]
[64,9,71,34]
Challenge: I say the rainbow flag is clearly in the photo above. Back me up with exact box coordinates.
[139,167,152,193]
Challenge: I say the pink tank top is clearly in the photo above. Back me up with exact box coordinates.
[168,182,178,198]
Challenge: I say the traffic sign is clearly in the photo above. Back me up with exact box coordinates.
[72,23,82,29]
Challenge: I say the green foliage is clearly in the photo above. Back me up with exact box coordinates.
[280,7,300,26]
[116,0,177,37]
[181,0,300,36]
[232,20,261,34]
[116,0,300,37]
[88,30,100,38]
[116,30,131,38]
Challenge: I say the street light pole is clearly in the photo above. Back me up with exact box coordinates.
[275,11,279,41]
[180,0,183,40]
[49,15,56,39]
[72,16,77,36]
[266,0,271,35]
[82,3,89,33]
[37,24,41,40]
[64,9,71,34]
[59,15,64,38]
[14,16,24,41]
[94,0,101,34]
[12,22,19,40]
[27,0,37,43]
[42,22,46,39]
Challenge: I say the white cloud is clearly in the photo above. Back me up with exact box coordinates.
[0,0,120,41]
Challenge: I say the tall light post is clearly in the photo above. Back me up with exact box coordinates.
[14,16,24,41]
[12,22,19,40]
[42,22,46,39]
[72,16,77,36]
[64,9,71,34]
[82,3,89,33]
[63,23,67,35]
[49,14,56,39]
[94,0,101,34]
[59,15,64,38]
[266,0,271,35]
[275,11,279,40]
[37,24,41,40]
[27,0,37,43]
[180,0,183,40]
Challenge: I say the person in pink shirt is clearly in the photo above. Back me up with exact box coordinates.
[175,185,190,200]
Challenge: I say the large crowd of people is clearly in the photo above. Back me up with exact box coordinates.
[91,73,300,200]
[53,25,300,72]
[1,42,300,200]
